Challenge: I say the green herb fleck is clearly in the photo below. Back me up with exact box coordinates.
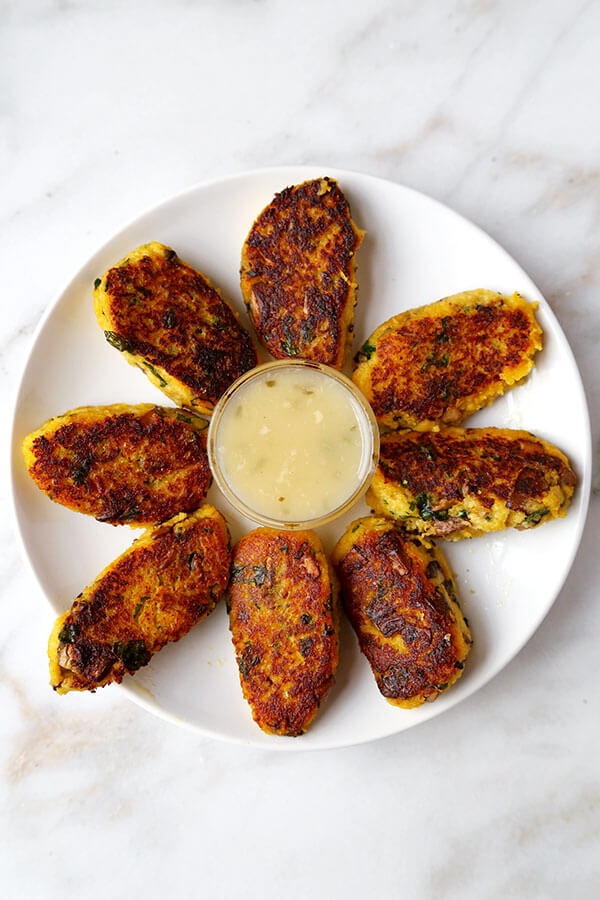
[133,597,149,620]
[300,322,315,344]
[162,308,177,329]
[238,653,260,679]
[230,564,268,586]
[71,457,92,486]
[415,492,449,521]
[359,341,376,360]
[421,351,449,372]
[143,362,167,388]
[58,622,79,644]
[104,331,133,353]
[113,639,151,671]
[436,316,452,344]
[523,508,549,526]
[280,336,299,356]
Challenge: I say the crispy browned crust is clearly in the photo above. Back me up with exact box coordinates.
[367,427,577,539]
[240,177,364,369]
[353,289,543,430]
[48,505,231,694]
[331,516,472,708]
[23,404,212,526]
[227,528,340,736]
[94,242,259,414]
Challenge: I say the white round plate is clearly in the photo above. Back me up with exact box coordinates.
[10,166,591,749]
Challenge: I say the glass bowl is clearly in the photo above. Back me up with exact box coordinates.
[207,359,380,530]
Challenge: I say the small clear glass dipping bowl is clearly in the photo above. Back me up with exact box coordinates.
[207,359,380,530]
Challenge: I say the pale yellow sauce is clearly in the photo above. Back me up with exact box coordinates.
[213,366,373,523]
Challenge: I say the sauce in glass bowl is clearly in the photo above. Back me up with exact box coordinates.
[207,359,379,529]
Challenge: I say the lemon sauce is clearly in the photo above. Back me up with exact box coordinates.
[208,361,378,527]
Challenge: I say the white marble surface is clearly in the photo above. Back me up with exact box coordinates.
[2,1,599,897]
